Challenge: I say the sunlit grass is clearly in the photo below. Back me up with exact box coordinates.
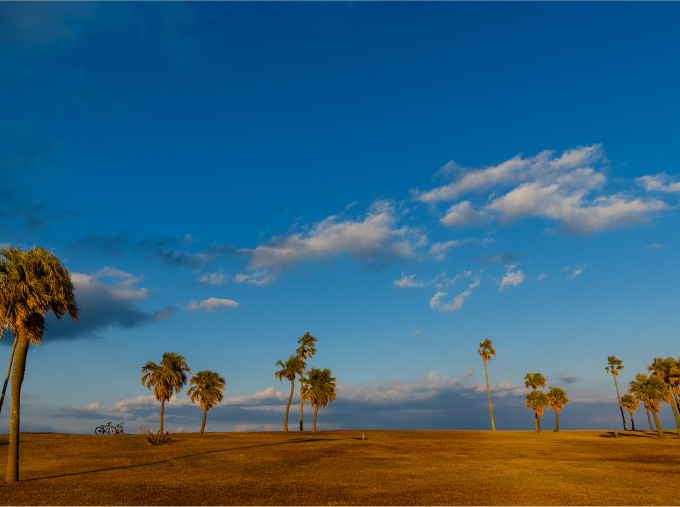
[0,430,678,505]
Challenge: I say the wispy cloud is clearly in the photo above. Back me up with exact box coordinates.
[429,275,481,312]
[564,264,586,280]
[394,272,428,288]
[429,238,473,261]
[499,264,525,292]
[637,173,680,193]
[644,243,667,251]
[233,271,277,286]
[185,297,240,313]
[199,270,226,286]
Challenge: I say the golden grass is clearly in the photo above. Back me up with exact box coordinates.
[0,429,679,505]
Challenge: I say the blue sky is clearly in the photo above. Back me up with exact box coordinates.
[1,2,679,434]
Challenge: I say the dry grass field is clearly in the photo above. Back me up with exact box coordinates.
[0,429,679,505]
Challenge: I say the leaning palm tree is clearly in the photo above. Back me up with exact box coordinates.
[274,354,304,431]
[525,390,549,433]
[301,367,337,433]
[187,370,225,436]
[648,357,680,438]
[628,373,669,439]
[296,332,317,431]
[619,394,639,431]
[141,352,191,434]
[0,247,79,483]
[478,339,496,431]
[547,386,570,432]
[605,356,627,431]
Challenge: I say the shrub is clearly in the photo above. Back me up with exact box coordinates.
[141,426,171,445]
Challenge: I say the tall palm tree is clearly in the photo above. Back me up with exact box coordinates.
[296,332,317,431]
[141,352,191,434]
[628,373,669,439]
[605,356,627,431]
[619,394,639,431]
[547,386,570,432]
[0,247,79,483]
[301,367,337,433]
[648,357,680,438]
[274,354,304,432]
[478,339,496,431]
[525,390,549,432]
[187,370,225,436]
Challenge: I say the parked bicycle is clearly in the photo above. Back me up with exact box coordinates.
[95,422,124,435]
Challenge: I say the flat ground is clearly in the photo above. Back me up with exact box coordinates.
[0,429,679,505]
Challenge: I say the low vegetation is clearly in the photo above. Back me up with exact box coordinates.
[1,430,679,505]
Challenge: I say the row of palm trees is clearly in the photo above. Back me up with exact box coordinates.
[141,352,225,436]
[479,340,570,433]
[274,332,337,433]
[607,355,680,439]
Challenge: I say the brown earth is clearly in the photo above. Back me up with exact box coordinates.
[0,429,679,505]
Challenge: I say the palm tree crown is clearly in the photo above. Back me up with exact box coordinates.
[525,390,549,432]
[478,339,496,362]
[524,372,546,391]
[605,356,624,376]
[275,354,305,432]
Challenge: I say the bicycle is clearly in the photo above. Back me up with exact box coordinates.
[95,422,124,435]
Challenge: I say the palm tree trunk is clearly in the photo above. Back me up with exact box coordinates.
[651,411,664,439]
[313,406,318,433]
[284,379,294,432]
[646,407,654,431]
[483,360,496,431]
[0,334,19,416]
[160,398,165,434]
[535,412,540,433]
[299,377,304,432]
[5,334,29,483]
[554,408,559,432]
[200,409,207,436]
[613,376,627,431]
[667,395,680,438]
[630,412,636,431]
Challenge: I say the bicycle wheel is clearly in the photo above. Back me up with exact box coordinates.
[106,425,116,435]
[95,426,105,435]
[116,425,124,434]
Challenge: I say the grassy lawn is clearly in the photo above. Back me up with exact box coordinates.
[0,429,679,505]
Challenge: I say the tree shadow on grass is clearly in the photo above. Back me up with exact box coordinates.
[24,436,356,482]
[599,430,677,439]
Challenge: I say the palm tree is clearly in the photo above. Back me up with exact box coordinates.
[274,354,304,432]
[301,367,337,433]
[524,373,546,432]
[295,332,317,431]
[619,394,639,431]
[648,357,680,438]
[0,247,79,483]
[141,352,191,434]
[605,356,627,431]
[478,339,496,431]
[547,386,570,432]
[187,370,225,436]
[628,373,669,439]
[525,390,549,432]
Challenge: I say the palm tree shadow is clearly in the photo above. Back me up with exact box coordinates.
[599,430,674,439]
[25,437,355,482]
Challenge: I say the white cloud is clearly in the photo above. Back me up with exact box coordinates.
[499,265,525,292]
[244,201,425,271]
[637,173,680,193]
[233,271,277,286]
[440,201,487,227]
[429,238,472,261]
[394,272,428,288]
[429,276,480,312]
[415,145,669,234]
[429,291,447,309]
[185,297,240,313]
[199,270,226,286]
[566,268,583,280]
[537,272,546,282]
[644,243,667,250]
